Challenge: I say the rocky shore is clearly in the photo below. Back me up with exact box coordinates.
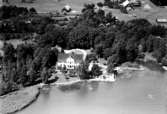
[0,86,39,114]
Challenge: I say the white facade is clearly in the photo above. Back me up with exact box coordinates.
[57,56,79,70]
[120,0,130,7]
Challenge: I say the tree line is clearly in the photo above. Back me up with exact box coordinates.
[0,5,37,19]
[0,4,167,95]
[150,0,167,6]
[0,42,58,95]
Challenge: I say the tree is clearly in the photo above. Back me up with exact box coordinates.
[21,0,25,3]
[105,12,116,24]
[150,0,167,6]
[3,43,15,64]
[82,3,95,13]
[0,81,19,96]
[103,48,113,59]
[85,54,97,63]
[150,25,166,37]
[95,44,104,57]
[42,48,58,68]
[126,39,138,62]
[146,35,154,52]
[161,55,167,66]
[107,63,114,73]
[41,67,49,84]
[37,26,67,48]
[91,64,102,78]
[95,9,105,24]
[68,25,94,49]
[29,7,37,14]
[77,62,90,79]
[97,2,104,7]
[107,55,119,67]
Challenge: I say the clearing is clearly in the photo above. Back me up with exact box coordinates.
[6,0,167,26]
[7,0,103,12]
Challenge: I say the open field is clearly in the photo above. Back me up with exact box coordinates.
[104,0,167,25]
[6,0,167,25]
[7,0,102,12]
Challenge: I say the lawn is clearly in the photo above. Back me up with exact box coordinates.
[103,0,167,25]
[7,0,103,12]
[7,0,167,26]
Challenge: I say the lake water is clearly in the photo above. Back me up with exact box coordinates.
[18,68,167,114]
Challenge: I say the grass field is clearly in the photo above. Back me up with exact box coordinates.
[6,0,167,25]
[8,0,102,12]
[103,0,167,25]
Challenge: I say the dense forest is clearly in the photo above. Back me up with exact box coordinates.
[0,4,167,95]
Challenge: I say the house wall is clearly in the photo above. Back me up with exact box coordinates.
[56,61,80,70]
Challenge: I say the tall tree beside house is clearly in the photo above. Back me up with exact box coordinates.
[107,63,114,74]
[41,67,49,84]
[68,25,94,49]
[29,7,37,14]
[3,43,16,64]
[97,2,104,7]
[1,43,19,95]
[77,62,90,79]
[161,55,167,66]
[85,53,97,63]
[37,26,67,48]
[2,43,16,83]
[16,44,34,85]
[95,44,104,58]
[105,12,117,24]
[90,64,102,78]
[0,80,19,96]
[29,47,58,83]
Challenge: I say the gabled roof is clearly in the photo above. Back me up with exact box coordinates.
[57,53,83,63]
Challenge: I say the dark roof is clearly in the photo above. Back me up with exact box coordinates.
[57,53,83,63]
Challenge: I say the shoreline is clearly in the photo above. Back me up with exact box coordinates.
[0,86,40,114]
[0,64,148,114]
[51,77,115,87]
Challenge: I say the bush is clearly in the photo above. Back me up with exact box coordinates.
[97,2,104,7]
[120,6,128,14]
[77,62,90,79]
[107,63,114,73]
[150,0,167,6]
[85,53,97,63]
[150,25,166,37]
[90,64,102,78]
[161,56,167,66]
[0,81,19,96]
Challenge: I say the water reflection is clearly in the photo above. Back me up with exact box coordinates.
[40,85,52,101]
[18,69,167,114]
[58,82,83,92]
[76,81,99,98]
[58,81,99,93]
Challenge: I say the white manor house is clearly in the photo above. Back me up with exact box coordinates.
[56,52,83,70]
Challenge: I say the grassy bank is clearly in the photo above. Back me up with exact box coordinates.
[0,86,39,114]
